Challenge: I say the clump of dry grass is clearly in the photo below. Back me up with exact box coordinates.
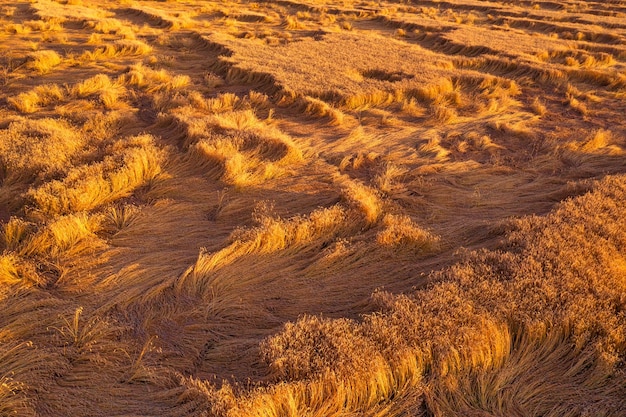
[0,210,107,291]
[564,129,619,154]
[36,213,104,257]
[25,50,62,74]
[72,74,116,97]
[102,204,142,234]
[464,132,504,153]
[24,18,63,33]
[80,40,153,61]
[343,90,395,111]
[418,135,451,160]
[377,214,440,252]
[415,78,457,102]
[71,74,127,108]
[3,212,103,263]
[341,21,353,31]
[121,63,190,93]
[559,129,622,166]
[177,205,347,296]
[283,15,305,30]
[430,103,458,123]
[341,178,383,224]
[51,306,123,363]
[339,151,379,172]
[0,118,86,183]
[27,134,164,216]
[1,218,32,253]
[401,97,426,118]
[373,162,407,194]
[303,96,346,125]
[203,92,241,113]
[488,119,535,141]
[186,109,303,186]
[0,253,28,286]
[578,129,610,152]
[531,97,547,115]
[84,18,125,34]
[566,86,589,115]
[9,84,64,113]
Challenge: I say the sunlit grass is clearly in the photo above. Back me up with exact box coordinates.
[1,0,625,415]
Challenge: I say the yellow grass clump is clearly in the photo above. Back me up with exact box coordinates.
[531,97,547,115]
[9,84,64,113]
[25,50,62,74]
[121,63,190,93]
[303,96,346,125]
[0,253,24,285]
[373,162,407,194]
[177,205,347,296]
[341,179,383,224]
[0,118,85,182]
[71,74,127,108]
[27,134,164,216]
[187,109,303,186]
[80,40,153,61]
[377,214,440,252]
[84,18,125,34]
[204,92,241,113]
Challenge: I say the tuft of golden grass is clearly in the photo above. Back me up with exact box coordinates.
[177,204,347,296]
[373,162,407,194]
[283,15,305,30]
[80,40,153,61]
[102,204,142,234]
[70,74,128,108]
[579,129,608,152]
[25,50,62,74]
[430,103,458,124]
[186,108,303,186]
[377,214,440,252]
[121,63,190,93]
[0,118,86,183]
[9,84,64,113]
[0,253,25,285]
[27,134,164,217]
[303,96,346,125]
[84,18,125,34]
[531,97,547,115]
[341,179,383,224]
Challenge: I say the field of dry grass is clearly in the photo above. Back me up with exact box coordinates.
[1,0,626,415]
